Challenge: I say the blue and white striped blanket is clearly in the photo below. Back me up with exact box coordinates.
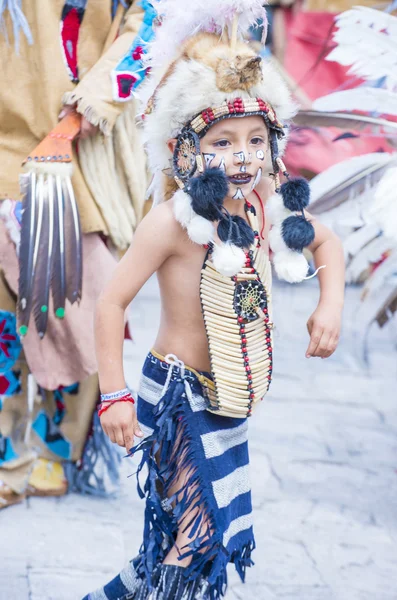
[134,350,255,598]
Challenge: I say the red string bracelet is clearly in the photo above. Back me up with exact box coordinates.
[98,394,135,417]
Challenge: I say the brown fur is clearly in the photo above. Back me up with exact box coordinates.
[181,32,263,92]
[163,174,179,201]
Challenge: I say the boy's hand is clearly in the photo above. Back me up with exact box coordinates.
[100,402,143,453]
[306,303,342,359]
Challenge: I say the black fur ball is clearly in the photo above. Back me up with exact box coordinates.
[281,177,310,212]
[187,168,229,221]
[281,215,315,251]
[217,215,255,249]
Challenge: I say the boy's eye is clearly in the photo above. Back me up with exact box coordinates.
[213,139,230,148]
[251,137,264,145]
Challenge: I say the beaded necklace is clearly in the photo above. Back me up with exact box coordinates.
[200,199,274,419]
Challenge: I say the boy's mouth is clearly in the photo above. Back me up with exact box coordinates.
[228,174,253,186]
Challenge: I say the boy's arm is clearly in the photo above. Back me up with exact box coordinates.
[305,213,345,359]
[95,203,180,449]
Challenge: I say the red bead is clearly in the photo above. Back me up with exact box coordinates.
[242,346,247,353]
[238,316,244,323]
[266,337,271,343]
[241,337,247,343]
[250,393,255,399]
[265,317,269,323]
[203,244,209,249]
[248,374,252,380]
[245,366,251,372]
[251,268,256,274]
[267,375,271,381]
[263,308,268,314]
[244,357,249,363]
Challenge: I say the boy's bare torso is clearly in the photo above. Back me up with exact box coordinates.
[154,188,270,372]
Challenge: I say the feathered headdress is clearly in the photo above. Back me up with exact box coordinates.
[141,0,315,281]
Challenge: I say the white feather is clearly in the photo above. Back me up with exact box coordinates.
[173,189,194,227]
[212,242,246,277]
[345,234,393,284]
[309,153,394,208]
[187,214,214,244]
[326,7,397,87]
[313,88,397,117]
[343,224,381,261]
[368,167,397,240]
[272,250,309,284]
[147,0,267,76]
[362,248,397,298]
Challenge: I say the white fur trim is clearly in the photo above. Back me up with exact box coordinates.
[173,190,194,227]
[212,243,246,277]
[266,193,291,226]
[187,215,214,244]
[141,56,296,179]
[268,225,289,254]
[272,250,309,284]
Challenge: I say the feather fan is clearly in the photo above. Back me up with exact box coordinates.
[313,88,397,118]
[63,177,83,305]
[327,7,397,87]
[308,153,396,213]
[345,233,392,284]
[141,0,268,104]
[18,172,37,333]
[343,224,381,262]
[294,110,397,134]
[32,175,55,338]
[51,175,67,320]
[367,167,397,240]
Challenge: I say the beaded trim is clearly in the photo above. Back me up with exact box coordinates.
[190,97,284,137]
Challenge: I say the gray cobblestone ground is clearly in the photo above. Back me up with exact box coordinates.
[1,277,396,600]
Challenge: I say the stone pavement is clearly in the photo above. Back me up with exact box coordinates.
[1,277,397,600]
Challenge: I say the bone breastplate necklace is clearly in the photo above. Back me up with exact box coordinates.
[200,200,274,419]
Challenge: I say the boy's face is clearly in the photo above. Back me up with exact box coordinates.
[200,115,269,200]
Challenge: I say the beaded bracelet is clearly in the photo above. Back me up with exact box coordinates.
[100,387,130,402]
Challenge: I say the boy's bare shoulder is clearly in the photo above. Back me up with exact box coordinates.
[139,199,184,239]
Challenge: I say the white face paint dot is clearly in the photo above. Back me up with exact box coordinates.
[256,150,265,161]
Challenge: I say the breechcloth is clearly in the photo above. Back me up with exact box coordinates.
[84,350,255,600]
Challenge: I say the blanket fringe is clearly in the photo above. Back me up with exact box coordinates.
[64,412,121,497]
[130,373,254,600]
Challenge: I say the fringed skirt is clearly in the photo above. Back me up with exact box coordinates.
[84,350,255,600]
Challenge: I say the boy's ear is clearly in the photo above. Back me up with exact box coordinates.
[167,138,177,154]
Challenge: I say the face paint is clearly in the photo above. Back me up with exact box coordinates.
[251,167,262,191]
[203,153,215,168]
[218,157,226,172]
[256,150,265,161]
[234,151,246,163]
[233,188,245,200]
[240,165,247,173]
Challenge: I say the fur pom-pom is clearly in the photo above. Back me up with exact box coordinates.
[280,178,310,211]
[217,215,255,249]
[266,193,291,226]
[212,242,246,277]
[281,215,315,251]
[272,250,309,283]
[187,214,214,244]
[187,168,229,221]
[268,225,289,254]
[173,189,194,227]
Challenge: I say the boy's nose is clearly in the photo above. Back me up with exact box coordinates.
[233,150,252,165]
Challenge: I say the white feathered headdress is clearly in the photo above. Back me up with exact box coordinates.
[141,0,312,281]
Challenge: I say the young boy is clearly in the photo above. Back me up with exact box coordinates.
[85,5,344,600]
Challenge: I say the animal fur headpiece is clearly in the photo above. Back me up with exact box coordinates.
[141,0,314,282]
